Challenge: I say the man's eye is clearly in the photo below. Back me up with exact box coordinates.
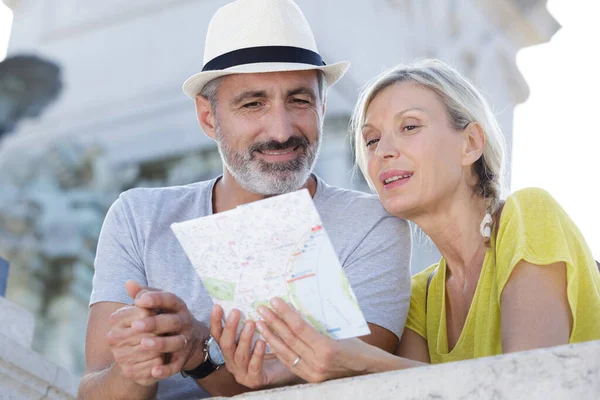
[291,98,310,104]
[366,139,379,148]
[243,102,262,108]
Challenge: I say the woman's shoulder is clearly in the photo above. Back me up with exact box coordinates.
[505,187,561,211]
[494,187,587,289]
[500,187,568,232]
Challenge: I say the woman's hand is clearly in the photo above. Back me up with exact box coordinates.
[255,297,375,383]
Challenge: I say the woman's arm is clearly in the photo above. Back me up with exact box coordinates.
[395,328,430,363]
[255,298,426,383]
[501,260,572,353]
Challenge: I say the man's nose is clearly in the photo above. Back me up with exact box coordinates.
[265,104,295,143]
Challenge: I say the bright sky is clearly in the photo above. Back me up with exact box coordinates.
[0,3,11,60]
[0,2,598,258]
[513,0,600,259]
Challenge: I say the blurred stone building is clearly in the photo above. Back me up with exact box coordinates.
[0,0,558,377]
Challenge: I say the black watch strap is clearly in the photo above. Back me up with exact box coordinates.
[181,337,221,380]
[181,358,219,380]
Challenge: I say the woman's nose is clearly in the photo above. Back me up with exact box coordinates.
[375,134,400,160]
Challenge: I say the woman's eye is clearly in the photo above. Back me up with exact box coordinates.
[403,125,419,132]
[366,138,379,148]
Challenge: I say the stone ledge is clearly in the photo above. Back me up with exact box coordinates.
[0,334,76,399]
[215,340,600,400]
[0,296,34,348]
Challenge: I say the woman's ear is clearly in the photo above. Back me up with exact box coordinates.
[461,122,486,167]
[195,95,218,140]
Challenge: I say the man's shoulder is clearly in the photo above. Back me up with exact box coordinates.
[315,178,410,240]
[119,180,214,206]
[114,179,216,223]
[315,179,391,219]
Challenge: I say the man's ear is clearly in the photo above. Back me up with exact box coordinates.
[461,122,486,167]
[195,95,217,140]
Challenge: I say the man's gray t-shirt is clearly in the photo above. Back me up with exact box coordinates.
[90,175,411,400]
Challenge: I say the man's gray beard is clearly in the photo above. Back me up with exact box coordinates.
[215,123,321,196]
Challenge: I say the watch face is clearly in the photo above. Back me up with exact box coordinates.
[207,337,225,365]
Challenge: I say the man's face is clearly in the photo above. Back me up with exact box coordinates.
[211,70,325,195]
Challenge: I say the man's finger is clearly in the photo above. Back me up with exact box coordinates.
[118,355,163,385]
[132,313,185,335]
[151,351,186,379]
[125,280,144,300]
[210,304,224,340]
[107,328,156,347]
[135,291,185,312]
[113,343,162,365]
[233,321,255,369]
[247,339,266,376]
[140,334,188,353]
[219,309,241,359]
[109,306,153,329]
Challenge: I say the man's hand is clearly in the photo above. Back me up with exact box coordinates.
[210,304,299,389]
[128,281,209,379]
[105,282,164,386]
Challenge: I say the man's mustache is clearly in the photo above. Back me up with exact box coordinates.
[249,136,309,154]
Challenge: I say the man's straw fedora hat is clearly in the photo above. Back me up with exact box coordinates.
[182,0,350,99]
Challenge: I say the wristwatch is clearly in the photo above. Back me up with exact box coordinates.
[181,336,225,380]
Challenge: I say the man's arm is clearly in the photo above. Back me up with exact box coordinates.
[395,328,430,363]
[78,302,160,400]
[80,194,163,399]
[79,283,255,399]
[127,289,277,397]
[360,323,398,354]
[343,215,413,350]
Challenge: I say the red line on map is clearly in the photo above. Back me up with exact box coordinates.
[287,273,316,283]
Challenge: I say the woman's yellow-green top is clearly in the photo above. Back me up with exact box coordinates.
[405,187,600,364]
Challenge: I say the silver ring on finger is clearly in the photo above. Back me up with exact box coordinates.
[291,356,301,368]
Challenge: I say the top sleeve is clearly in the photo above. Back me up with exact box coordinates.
[494,187,577,302]
[342,216,412,340]
[89,193,147,306]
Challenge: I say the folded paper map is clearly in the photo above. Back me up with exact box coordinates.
[171,189,370,344]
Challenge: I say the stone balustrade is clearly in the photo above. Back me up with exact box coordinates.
[2,290,598,400]
[214,339,600,400]
[0,296,76,400]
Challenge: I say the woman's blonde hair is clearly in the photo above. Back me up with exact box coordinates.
[351,58,506,217]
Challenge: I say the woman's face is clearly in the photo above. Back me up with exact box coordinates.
[363,82,473,218]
